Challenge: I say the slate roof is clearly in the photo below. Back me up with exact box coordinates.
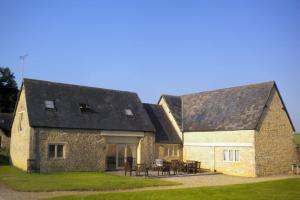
[182,82,275,131]
[23,79,155,132]
[160,95,182,129]
[0,113,13,136]
[161,82,294,132]
[143,104,182,144]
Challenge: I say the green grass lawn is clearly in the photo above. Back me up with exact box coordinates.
[294,133,300,145]
[48,178,300,200]
[0,165,177,192]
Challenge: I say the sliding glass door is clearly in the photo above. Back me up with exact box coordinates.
[106,144,137,170]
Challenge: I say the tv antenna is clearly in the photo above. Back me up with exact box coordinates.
[19,54,28,80]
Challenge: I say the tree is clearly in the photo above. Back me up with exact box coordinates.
[0,67,19,113]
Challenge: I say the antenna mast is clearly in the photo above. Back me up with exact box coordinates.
[19,54,28,80]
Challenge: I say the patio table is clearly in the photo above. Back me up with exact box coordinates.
[186,160,199,174]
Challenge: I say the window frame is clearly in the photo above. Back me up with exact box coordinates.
[223,149,240,163]
[48,143,65,160]
[79,103,93,112]
[123,109,135,119]
[44,100,56,111]
[165,145,180,157]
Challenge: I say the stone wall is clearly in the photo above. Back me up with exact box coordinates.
[138,132,155,167]
[36,128,106,173]
[297,146,300,163]
[183,130,256,177]
[255,88,298,176]
[0,130,10,152]
[10,86,33,171]
[155,144,183,161]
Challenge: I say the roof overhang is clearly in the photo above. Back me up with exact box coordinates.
[101,130,145,137]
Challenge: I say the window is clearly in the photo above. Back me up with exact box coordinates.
[235,150,240,162]
[48,144,65,159]
[48,144,55,158]
[164,146,169,156]
[79,103,93,112]
[229,150,234,161]
[173,145,179,156]
[164,145,180,157]
[224,150,240,162]
[45,100,56,110]
[18,112,23,132]
[124,109,134,116]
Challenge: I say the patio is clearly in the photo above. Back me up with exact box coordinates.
[109,168,217,178]
[108,159,217,178]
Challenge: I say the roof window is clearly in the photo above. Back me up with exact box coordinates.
[79,103,92,112]
[124,109,134,117]
[45,100,56,110]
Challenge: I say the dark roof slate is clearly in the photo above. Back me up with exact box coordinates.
[0,113,13,136]
[161,95,182,130]
[182,82,275,131]
[143,104,181,144]
[23,79,155,132]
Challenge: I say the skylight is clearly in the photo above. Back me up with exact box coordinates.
[79,103,92,112]
[45,100,56,110]
[124,109,134,116]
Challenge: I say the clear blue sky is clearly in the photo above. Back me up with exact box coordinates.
[1,0,299,130]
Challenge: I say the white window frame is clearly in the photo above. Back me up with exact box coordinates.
[48,143,65,160]
[124,109,134,117]
[166,145,180,157]
[223,149,240,162]
[45,100,56,110]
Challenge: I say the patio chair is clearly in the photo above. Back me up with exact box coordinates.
[171,160,179,175]
[135,163,149,176]
[291,163,300,175]
[196,161,201,173]
[124,161,134,176]
[162,161,171,176]
[186,160,197,174]
[152,159,164,176]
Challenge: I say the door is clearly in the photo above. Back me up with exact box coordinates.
[106,144,138,170]
[116,145,125,169]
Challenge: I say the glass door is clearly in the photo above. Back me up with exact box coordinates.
[106,144,116,170]
[116,145,125,169]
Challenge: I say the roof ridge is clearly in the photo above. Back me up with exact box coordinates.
[143,103,162,107]
[182,81,275,97]
[23,78,137,95]
[161,94,180,98]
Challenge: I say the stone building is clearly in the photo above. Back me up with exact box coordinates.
[10,79,298,176]
[0,113,12,152]
[143,104,182,161]
[10,79,155,172]
[158,82,298,177]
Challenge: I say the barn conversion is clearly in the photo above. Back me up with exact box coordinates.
[10,79,299,176]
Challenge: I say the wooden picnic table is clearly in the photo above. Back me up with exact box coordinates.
[186,160,200,174]
[152,159,201,176]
